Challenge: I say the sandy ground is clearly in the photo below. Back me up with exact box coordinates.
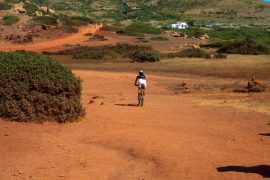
[0,70,269,180]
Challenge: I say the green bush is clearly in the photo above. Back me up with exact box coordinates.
[24,2,38,15]
[59,15,93,26]
[2,15,19,26]
[180,27,207,38]
[60,24,78,33]
[4,0,20,3]
[179,27,270,47]
[129,49,160,62]
[28,0,48,5]
[117,22,163,37]
[33,16,58,26]
[0,51,84,123]
[218,38,270,55]
[201,41,225,48]
[0,2,11,10]
[100,25,122,32]
[207,28,270,47]
[43,43,160,62]
[69,16,93,26]
[166,48,211,59]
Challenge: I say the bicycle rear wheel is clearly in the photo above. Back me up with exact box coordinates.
[138,91,144,106]
[140,95,144,106]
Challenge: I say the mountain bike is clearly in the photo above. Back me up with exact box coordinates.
[138,85,145,107]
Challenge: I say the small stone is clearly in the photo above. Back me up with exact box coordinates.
[35,11,43,16]
[89,100,95,104]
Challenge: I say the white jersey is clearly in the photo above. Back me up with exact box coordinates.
[138,78,147,88]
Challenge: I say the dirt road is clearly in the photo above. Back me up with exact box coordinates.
[0,70,269,180]
[0,24,102,52]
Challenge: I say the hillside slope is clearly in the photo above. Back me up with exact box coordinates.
[1,0,270,24]
[30,0,270,24]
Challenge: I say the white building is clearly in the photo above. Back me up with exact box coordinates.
[171,22,188,29]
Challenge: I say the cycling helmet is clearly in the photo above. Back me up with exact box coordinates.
[138,70,144,76]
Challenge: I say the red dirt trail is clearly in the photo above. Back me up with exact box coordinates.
[0,71,269,180]
[0,24,102,52]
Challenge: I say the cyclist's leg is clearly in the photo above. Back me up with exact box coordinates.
[137,87,141,104]
[141,84,146,95]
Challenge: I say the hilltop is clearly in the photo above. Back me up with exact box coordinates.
[22,0,270,25]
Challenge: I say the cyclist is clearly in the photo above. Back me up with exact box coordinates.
[135,70,147,101]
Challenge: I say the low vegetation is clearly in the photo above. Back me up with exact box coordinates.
[218,38,270,55]
[165,48,211,59]
[59,23,78,33]
[100,25,122,32]
[33,16,58,26]
[44,43,219,62]
[179,27,270,47]
[117,22,163,37]
[2,15,20,26]
[24,2,38,15]
[59,15,93,26]
[0,2,11,10]
[57,15,93,33]
[43,43,160,62]
[0,51,84,123]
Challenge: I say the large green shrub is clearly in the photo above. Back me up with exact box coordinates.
[0,51,84,123]
[129,49,160,62]
[217,38,270,55]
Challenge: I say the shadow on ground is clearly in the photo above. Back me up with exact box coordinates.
[260,133,270,137]
[115,103,138,107]
[217,165,270,178]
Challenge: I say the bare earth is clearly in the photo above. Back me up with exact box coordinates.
[0,24,102,52]
[0,26,270,180]
[0,70,269,180]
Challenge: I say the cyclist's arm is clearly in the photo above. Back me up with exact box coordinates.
[134,77,138,86]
